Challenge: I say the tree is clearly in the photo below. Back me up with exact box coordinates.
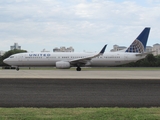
[0,49,27,66]
[155,55,160,67]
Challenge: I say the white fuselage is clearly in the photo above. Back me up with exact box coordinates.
[4,52,144,67]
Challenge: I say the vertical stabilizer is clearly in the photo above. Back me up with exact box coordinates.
[125,27,150,53]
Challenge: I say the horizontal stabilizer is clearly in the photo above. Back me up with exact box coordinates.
[136,51,154,56]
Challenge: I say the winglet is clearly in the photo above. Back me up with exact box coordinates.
[100,44,107,54]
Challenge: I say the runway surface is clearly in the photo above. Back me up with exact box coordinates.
[1,69,160,79]
[0,78,160,108]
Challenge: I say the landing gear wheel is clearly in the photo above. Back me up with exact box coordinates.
[16,67,19,71]
[76,67,81,71]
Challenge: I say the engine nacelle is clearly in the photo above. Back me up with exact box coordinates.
[56,61,71,69]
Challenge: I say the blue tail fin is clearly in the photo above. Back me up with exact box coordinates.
[125,27,150,53]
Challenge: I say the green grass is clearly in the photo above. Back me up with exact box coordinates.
[0,107,160,120]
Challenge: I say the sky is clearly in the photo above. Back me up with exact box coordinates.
[0,0,160,52]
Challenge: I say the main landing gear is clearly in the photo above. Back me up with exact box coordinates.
[16,67,19,71]
[76,67,81,71]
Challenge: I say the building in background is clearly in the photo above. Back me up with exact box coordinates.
[110,45,127,52]
[41,49,50,52]
[145,46,153,53]
[152,43,160,56]
[10,43,21,50]
[53,47,74,52]
[110,45,153,53]
[0,51,6,56]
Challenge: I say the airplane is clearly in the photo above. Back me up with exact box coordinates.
[3,27,150,71]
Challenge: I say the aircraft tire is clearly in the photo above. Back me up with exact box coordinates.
[16,67,19,71]
[76,67,81,71]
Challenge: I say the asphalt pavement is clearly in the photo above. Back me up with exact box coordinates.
[0,78,160,108]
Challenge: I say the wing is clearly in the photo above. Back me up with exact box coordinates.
[69,44,107,66]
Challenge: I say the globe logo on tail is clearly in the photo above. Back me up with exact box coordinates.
[125,39,144,53]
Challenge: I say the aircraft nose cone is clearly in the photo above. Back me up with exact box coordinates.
[3,58,8,64]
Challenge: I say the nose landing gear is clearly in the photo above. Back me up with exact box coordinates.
[16,67,19,71]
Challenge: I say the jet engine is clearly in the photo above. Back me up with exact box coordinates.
[56,61,71,69]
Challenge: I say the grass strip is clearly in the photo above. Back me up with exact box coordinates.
[0,107,160,120]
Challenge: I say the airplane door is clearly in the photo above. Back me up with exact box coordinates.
[18,55,23,65]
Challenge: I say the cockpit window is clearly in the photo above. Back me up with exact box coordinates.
[10,56,14,58]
